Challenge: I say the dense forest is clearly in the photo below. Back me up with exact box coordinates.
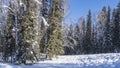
[0,0,64,64]
[64,2,120,55]
[0,0,120,65]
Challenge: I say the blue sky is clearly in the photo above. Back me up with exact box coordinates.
[65,0,120,24]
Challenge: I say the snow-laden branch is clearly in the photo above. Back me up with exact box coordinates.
[19,0,23,6]
[63,36,77,47]
[31,16,49,27]
[42,17,49,27]
[34,0,42,5]
[1,5,15,13]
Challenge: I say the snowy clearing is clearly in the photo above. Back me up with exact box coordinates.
[1,53,120,68]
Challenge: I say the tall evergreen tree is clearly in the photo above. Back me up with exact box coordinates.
[101,7,107,53]
[46,0,64,59]
[0,0,7,57]
[79,18,86,54]
[5,0,18,62]
[84,10,92,54]
[74,24,80,54]
[39,0,50,53]
[91,24,97,53]
[112,2,120,52]
[104,6,111,52]
[97,7,107,53]
[18,0,41,64]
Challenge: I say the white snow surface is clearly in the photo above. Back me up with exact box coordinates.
[1,53,120,68]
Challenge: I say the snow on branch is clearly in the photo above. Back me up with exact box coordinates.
[34,0,42,5]
[42,17,49,27]
[19,0,23,6]
[1,5,15,13]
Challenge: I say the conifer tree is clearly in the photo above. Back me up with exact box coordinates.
[5,0,18,62]
[84,10,92,54]
[17,0,41,63]
[97,7,107,53]
[46,0,64,59]
[112,2,120,52]
[79,18,86,54]
[74,24,80,54]
[39,0,50,53]
[104,6,112,52]
[0,0,6,58]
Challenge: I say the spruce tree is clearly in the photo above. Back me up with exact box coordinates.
[91,24,98,53]
[5,0,17,62]
[74,24,80,54]
[0,0,4,53]
[97,7,107,53]
[101,7,106,53]
[79,18,86,54]
[103,6,111,53]
[112,2,120,52]
[12,0,42,64]
[46,0,64,59]
[84,10,92,54]
[39,0,50,53]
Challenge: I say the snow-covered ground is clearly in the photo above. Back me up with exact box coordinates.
[1,53,120,68]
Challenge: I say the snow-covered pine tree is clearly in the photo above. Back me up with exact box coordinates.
[104,6,113,53]
[16,0,42,64]
[79,17,86,54]
[96,7,107,53]
[74,24,80,54]
[101,7,109,53]
[5,0,19,62]
[0,0,7,61]
[112,2,120,52]
[46,0,64,59]
[39,0,50,53]
[84,10,92,54]
[4,0,42,64]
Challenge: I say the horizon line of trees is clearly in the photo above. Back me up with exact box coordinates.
[63,2,120,55]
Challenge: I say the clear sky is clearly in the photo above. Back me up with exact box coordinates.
[65,0,120,24]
